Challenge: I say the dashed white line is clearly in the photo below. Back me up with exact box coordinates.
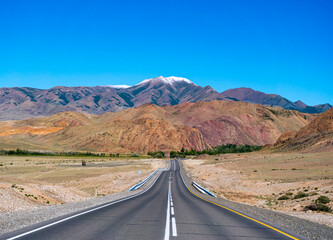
[172,217,178,237]
[165,162,178,239]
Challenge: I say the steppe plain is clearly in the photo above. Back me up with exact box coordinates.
[0,155,164,212]
[1,151,332,228]
[183,151,333,227]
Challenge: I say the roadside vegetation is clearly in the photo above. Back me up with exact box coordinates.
[0,149,102,157]
[169,144,262,158]
[147,151,165,158]
[305,196,332,213]
[0,149,147,158]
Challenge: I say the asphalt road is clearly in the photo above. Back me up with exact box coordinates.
[2,160,306,240]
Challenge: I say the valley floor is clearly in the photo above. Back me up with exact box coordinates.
[182,151,333,228]
[0,156,165,213]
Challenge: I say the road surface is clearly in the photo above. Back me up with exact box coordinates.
[1,160,306,240]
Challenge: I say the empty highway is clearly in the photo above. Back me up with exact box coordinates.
[1,160,306,240]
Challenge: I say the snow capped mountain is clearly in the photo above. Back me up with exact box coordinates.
[105,76,195,89]
[137,76,196,86]
[0,75,330,121]
[106,85,131,89]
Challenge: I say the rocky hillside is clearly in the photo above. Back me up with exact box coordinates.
[164,101,313,146]
[222,87,332,113]
[0,76,330,120]
[269,108,333,152]
[0,101,314,153]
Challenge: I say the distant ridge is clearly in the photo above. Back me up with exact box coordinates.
[0,76,331,120]
[268,108,333,152]
[222,87,332,113]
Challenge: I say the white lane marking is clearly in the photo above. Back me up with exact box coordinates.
[171,202,173,207]
[171,207,175,215]
[6,170,165,240]
[172,217,178,237]
[164,177,171,240]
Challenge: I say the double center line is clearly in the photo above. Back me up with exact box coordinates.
[164,172,177,240]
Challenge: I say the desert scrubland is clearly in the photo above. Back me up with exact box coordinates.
[0,156,165,212]
[183,151,333,227]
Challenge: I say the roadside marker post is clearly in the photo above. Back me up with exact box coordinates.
[138,170,141,182]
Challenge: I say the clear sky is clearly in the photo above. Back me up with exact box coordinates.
[0,0,332,106]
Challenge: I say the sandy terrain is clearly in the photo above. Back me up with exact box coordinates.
[183,151,333,227]
[0,156,165,212]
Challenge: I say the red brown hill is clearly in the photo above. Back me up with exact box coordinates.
[0,101,314,153]
[269,108,333,152]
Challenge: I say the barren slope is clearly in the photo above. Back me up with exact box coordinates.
[269,108,333,152]
[0,101,314,153]
[164,101,314,146]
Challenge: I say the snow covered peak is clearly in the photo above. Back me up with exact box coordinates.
[137,76,195,86]
[166,76,195,85]
[106,85,131,89]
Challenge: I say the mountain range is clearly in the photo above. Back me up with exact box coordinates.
[0,76,331,120]
[0,101,314,153]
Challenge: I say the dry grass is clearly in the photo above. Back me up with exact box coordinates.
[183,151,333,216]
[203,152,333,182]
[0,156,166,212]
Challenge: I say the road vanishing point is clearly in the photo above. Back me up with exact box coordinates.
[2,160,307,240]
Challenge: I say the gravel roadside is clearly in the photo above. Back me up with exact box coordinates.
[0,168,165,235]
[178,160,333,240]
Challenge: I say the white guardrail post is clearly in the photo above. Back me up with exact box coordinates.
[192,181,217,197]
[129,164,169,191]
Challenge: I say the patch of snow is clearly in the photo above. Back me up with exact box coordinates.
[106,85,131,89]
[136,76,196,86]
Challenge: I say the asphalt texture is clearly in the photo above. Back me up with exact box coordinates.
[1,160,307,240]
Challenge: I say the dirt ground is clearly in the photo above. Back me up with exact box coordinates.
[183,151,333,227]
[0,156,165,212]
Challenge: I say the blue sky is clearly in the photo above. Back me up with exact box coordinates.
[0,0,332,106]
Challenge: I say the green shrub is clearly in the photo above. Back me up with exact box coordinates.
[278,195,290,200]
[306,203,332,213]
[294,191,309,199]
[286,192,293,196]
[316,196,330,204]
[316,203,332,213]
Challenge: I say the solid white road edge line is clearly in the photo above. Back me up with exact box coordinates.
[6,168,166,240]
[172,217,178,237]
